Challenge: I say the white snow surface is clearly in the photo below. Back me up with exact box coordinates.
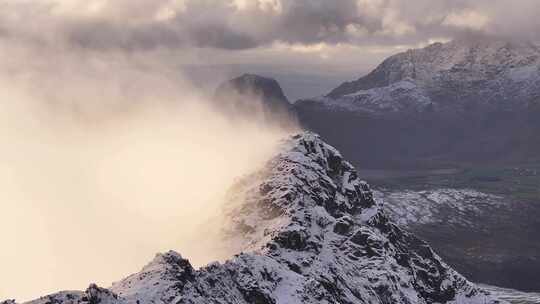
[313,80,432,113]
[2,132,508,304]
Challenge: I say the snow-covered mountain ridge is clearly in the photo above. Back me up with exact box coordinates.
[372,185,540,293]
[318,40,540,114]
[2,132,506,304]
[294,39,540,168]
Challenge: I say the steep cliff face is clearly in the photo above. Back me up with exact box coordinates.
[3,132,506,304]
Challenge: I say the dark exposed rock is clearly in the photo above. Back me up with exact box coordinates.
[214,74,296,127]
[85,284,119,304]
[275,229,308,250]
[333,216,353,235]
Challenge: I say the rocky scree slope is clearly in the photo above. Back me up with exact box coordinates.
[2,132,505,304]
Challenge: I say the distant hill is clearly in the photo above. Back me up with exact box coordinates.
[295,39,540,169]
[214,74,296,125]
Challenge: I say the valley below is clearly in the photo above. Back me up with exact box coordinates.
[361,163,540,294]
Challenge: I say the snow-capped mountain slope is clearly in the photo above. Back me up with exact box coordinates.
[325,39,540,113]
[312,80,432,114]
[3,132,506,304]
[294,39,540,168]
[373,186,540,292]
[215,74,290,106]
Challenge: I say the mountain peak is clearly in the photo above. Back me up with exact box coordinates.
[213,73,295,126]
[144,251,193,274]
[327,39,540,99]
[215,73,290,105]
[7,132,506,304]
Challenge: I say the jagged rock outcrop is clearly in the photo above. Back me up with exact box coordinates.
[4,132,506,304]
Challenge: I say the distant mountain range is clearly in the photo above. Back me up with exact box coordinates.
[295,39,540,169]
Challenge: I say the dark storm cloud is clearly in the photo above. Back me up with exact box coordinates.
[0,0,539,51]
[275,0,370,44]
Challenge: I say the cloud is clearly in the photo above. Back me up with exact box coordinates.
[1,0,538,53]
[442,10,490,31]
[0,27,297,301]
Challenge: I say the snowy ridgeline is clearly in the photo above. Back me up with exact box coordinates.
[304,40,540,114]
[2,132,507,304]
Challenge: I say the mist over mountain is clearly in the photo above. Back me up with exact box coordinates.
[1,133,509,304]
[213,74,298,130]
[215,74,291,111]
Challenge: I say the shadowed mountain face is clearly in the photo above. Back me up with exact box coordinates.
[214,47,540,294]
[216,74,290,105]
[291,41,540,292]
[214,74,296,126]
[295,39,540,169]
[1,133,507,304]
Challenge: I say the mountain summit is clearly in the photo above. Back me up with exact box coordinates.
[328,39,540,102]
[4,132,506,304]
[216,74,290,106]
[214,74,295,126]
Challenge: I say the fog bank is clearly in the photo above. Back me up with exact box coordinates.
[0,45,295,301]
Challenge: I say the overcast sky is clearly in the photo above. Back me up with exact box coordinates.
[1,0,539,98]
